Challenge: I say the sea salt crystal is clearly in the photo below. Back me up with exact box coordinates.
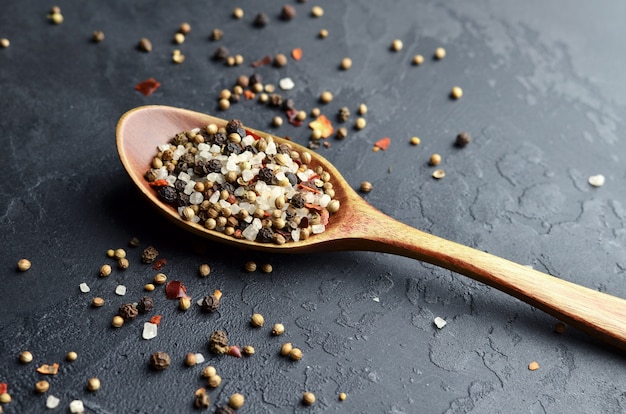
[189,192,203,205]
[209,191,220,204]
[79,283,90,293]
[197,143,210,152]
[434,317,447,329]
[115,285,127,296]
[319,194,331,208]
[279,77,295,90]
[46,395,60,409]
[69,400,84,413]
[242,135,255,147]
[142,322,158,340]
[242,169,255,182]
[195,353,205,364]
[311,224,325,234]
[177,171,191,182]
[291,228,301,242]
[588,174,605,187]
[158,144,170,151]
[184,181,195,195]
[242,225,259,241]
[266,141,277,155]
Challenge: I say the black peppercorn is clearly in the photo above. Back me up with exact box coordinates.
[258,167,275,183]
[455,131,472,147]
[141,246,159,263]
[208,330,229,354]
[128,237,140,247]
[256,227,275,243]
[281,5,296,20]
[137,296,154,313]
[118,303,138,321]
[201,294,220,312]
[150,351,171,370]
[195,392,211,408]
[225,119,246,138]
[157,186,177,204]
[223,142,242,156]
[214,406,235,414]
[249,73,262,86]
[171,132,189,146]
[213,46,229,61]
[337,107,350,122]
[268,93,283,107]
[253,12,269,27]
[290,193,305,208]
[282,98,295,111]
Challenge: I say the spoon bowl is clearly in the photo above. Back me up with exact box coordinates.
[118,105,626,351]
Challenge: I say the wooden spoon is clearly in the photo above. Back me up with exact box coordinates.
[117,105,626,351]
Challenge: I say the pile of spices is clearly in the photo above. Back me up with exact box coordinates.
[144,119,340,244]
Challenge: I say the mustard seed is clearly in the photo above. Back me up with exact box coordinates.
[117,258,129,270]
[229,393,245,409]
[340,57,352,70]
[289,347,303,360]
[91,297,105,307]
[17,258,31,272]
[432,169,446,179]
[243,345,255,356]
[49,12,63,24]
[234,54,244,65]
[207,374,222,388]
[354,117,367,130]
[434,47,446,60]
[0,38,10,48]
[35,380,50,393]
[311,107,321,117]
[87,377,101,392]
[199,263,211,277]
[450,86,463,99]
[280,342,293,356]
[233,7,244,19]
[429,153,442,166]
[138,38,152,52]
[272,116,283,127]
[66,351,78,361]
[251,313,265,327]
[319,90,333,104]
[311,6,324,17]
[144,283,155,292]
[154,273,167,284]
[339,392,347,401]
[111,316,124,328]
[202,366,217,378]
[173,33,185,44]
[391,39,403,51]
[179,22,191,34]
[261,263,273,273]
[185,352,197,366]
[360,181,373,193]
[319,29,328,38]
[272,323,285,336]
[245,261,257,272]
[99,264,112,277]
[114,248,126,260]
[413,54,424,65]
[410,136,421,145]
[303,392,316,405]
[19,351,33,364]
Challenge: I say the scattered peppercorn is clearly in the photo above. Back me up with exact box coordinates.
[340,57,352,70]
[138,38,152,52]
[229,393,245,409]
[251,313,265,327]
[450,86,463,99]
[219,98,231,110]
[111,315,124,328]
[336,127,348,139]
[243,345,255,356]
[360,181,373,193]
[358,103,368,115]
[233,7,244,19]
[87,378,100,392]
[179,22,191,34]
[354,117,367,130]
[150,351,171,370]
[413,54,424,65]
[554,322,567,334]
[455,131,472,147]
[311,6,324,17]
[210,28,224,41]
[199,263,211,277]
[0,38,10,48]
[91,297,105,307]
[254,13,269,28]
[194,388,211,408]
[208,330,229,354]
[128,237,140,247]
[92,31,105,43]
[173,33,185,44]
[201,294,220,312]
[66,351,78,362]
[429,153,442,166]
[272,323,285,336]
[261,263,273,273]
[179,297,192,311]
[339,392,347,401]
[136,296,154,313]
[214,404,234,414]
[0,392,11,404]
[434,47,446,60]
[281,5,296,20]
[185,352,197,366]
[99,264,112,277]
[303,392,316,405]
[202,366,217,378]
[154,273,167,285]
[319,29,328,38]
[272,116,283,127]
[319,91,333,104]
[245,261,257,272]
[289,347,303,360]
[410,136,421,145]
[208,374,222,388]
[19,351,33,364]
[49,11,63,24]
[35,380,50,393]
[274,53,288,67]
[280,342,293,356]
[214,46,229,61]
[391,39,403,51]
[17,258,31,272]
[117,258,129,270]
[144,283,155,292]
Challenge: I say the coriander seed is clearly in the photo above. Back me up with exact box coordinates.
[0,38,10,48]
[185,352,197,366]
[289,347,303,360]
[114,248,126,259]
[154,273,167,284]
[339,392,347,401]
[179,22,191,34]
[311,107,321,117]
[243,345,255,356]
[251,313,265,327]
[410,136,421,145]
[106,249,115,257]
[261,263,273,273]
[303,392,316,405]
[311,6,324,17]
[49,12,63,24]
[429,153,442,166]
[450,86,463,99]
[66,351,78,362]
[245,261,257,272]
[99,264,112,277]
[272,323,285,336]
[280,342,293,356]
[229,393,245,409]
[17,258,31,272]
[391,39,403,51]
[91,297,105,307]
[35,380,50,393]
[199,264,211,277]
[434,47,446,60]
[219,98,231,111]
[19,351,33,364]
[202,366,217,378]
[354,117,367,130]
[87,377,100,392]
[413,54,424,65]
[358,103,368,115]
[92,31,105,43]
[208,374,222,388]
[319,91,333,104]
[118,258,129,270]
[360,181,373,193]
[340,57,352,70]
[233,7,244,19]
[319,29,328,38]
[112,315,124,328]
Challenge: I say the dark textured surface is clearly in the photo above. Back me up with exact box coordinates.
[2,1,626,413]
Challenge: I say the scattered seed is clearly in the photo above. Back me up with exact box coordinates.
[455,131,471,147]
[554,322,567,334]
[179,297,192,311]
[261,263,273,273]
[138,38,152,52]
[185,352,197,366]
[289,347,303,360]
[154,273,167,284]
[173,33,185,44]
[528,361,540,371]
[219,98,231,110]
[319,90,333,104]
[99,264,112,277]
[92,31,104,43]
[210,28,223,41]
[66,351,78,362]
[251,313,265,327]
[243,345,255,356]
[274,53,288,67]
[35,380,50,393]
[129,237,140,247]
[207,374,222,388]
[118,258,129,269]
[144,283,155,292]
[280,342,293,356]
[91,297,105,307]
[179,22,191,34]
[303,392,316,405]
[0,393,11,404]
[588,174,605,187]
[87,378,100,392]
[0,38,10,48]
[311,107,321,117]
[433,316,447,329]
[339,392,347,401]
[19,351,33,364]
[391,39,403,51]
[150,352,171,370]
[194,388,211,408]
[311,6,324,17]
[432,169,445,179]
[340,57,352,70]
[49,12,63,25]
[172,49,185,64]
[336,127,348,139]
[413,54,424,65]
[17,258,31,272]
[358,103,368,115]
[434,47,446,60]
[202,366,217,378]
[429,153,442,166]
[233,7,244,19]
[319,29,328,38]
[244,261,257,272]
[410,136,421,145]
[229,393,245,409]
[450,86,463,99]
[272,323,285,336]
[253,12,270,28]
[113,248,126,260]
[360,181,373,193]
[112,315,124,328]
[199,263,211,277]
[281,4,296,20]
[354,117,367,130]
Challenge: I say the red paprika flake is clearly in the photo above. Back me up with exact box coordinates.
[0,382,7,394]
[292,47,303,61]
[165,280,188,299]
[374,137,391,150]
[245,129,262,140]
[286,108,303,126]
[149,315,162,325]
[149,179,169,187]
[135,78,161,96]
[227,345,242,358]
[251,55,272,67]
[153,258,167,270]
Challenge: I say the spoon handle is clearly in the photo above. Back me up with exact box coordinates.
[347,202,626,350]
